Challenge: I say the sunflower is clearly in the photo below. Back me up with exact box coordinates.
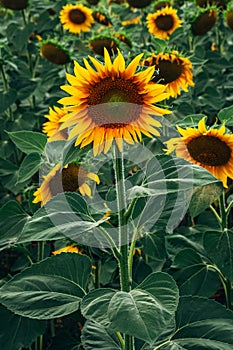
[196,0,228,10]
[225,7,233,31]
[89,36,118,56]
[58,49,170,156]
[59,4,94,34]
[0,0,28,10]
[142,51,194,98]
[42,106,68,142]
[154,1,173,11]
[165,118,233,188]
[115,33,132,47]
[33,163,100,206]
[126,0,151,8]
[93,11,112,26]
[146,6,182,40]
[192,8,217,35]
[53,245,81,255]
[121,16,140,26]
[40,41,71,65]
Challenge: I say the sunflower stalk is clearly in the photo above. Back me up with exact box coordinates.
[113,143,134,350]
[208,264,232,309]
[219,192,228,230]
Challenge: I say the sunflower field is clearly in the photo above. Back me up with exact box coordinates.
[2,0,233,349]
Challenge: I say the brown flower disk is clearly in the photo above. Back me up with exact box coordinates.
[192,9,217,35]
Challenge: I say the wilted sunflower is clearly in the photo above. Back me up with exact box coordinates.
[58,49,170,156]
[196,0,228,10]
[142,51,194,98]
[42,106,68,142]
[40,41,71,65]
[59,4,94,34]
[192,8,217,35]
[126,0,151,8]
[165,118,233,188]
[146,6,182,40]
[93,11,112,26]
[0,0,28,10]
[33,163,100,206]
[89,36,118,56]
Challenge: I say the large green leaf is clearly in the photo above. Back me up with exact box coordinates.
[218,105,233,126]
[0,89,17,113]
[204,229,233,282]
[18,192,108,247]
[189,182,223,218]
[0,305,46,350]
[0,201,29,251]
[152,297,233,350]
[17,152,43,183]
[109,272,179,344]
[172,248,220,297]
[0,253,91,319]
[81,320,121,350]
[7,131,47,154]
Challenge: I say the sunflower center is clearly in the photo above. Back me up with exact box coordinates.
[155,15,174,31]
[187,135,231,166]
[69,9,86,24]
[153,60,183,84]
[87,77,144,127]
[48,164,86,196]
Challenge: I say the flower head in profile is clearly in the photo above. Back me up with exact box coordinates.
[89,36,118,56]
[126,0,151,8]
[146,6,182,40]
[33,163,100,206]
[142,51,194,98]
[53,245,81,255]
[59,4,94,34]
[93,11,112,26]
[165,118,233,188]
[40,40,71,65]
[192,8,218,35]
[58,49,170,156]
[0,0,28,10]
[225,4,233,31]
[42,106,68,142]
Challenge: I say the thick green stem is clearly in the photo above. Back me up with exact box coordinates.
[113,144,134,350]
[37,241,44,262]
[219,192,228,230]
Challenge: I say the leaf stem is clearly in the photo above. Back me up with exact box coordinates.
[116,332,125,349]
[208,264,231,309]
[219,192,228,230]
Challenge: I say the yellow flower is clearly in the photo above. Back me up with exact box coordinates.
[42,106,68,142]
[142,51,194,98]
[146,6,182,40]
[93,11,112,26]
[53,245,81,255]
[59,4,94,34]
[165,118,233,188]
[33,163,100,206]
[58,49,170,156]
[122,16,140,26]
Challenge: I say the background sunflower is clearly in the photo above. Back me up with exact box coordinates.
[59,3,94,34]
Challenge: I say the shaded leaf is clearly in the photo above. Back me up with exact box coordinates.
[7,131,47,154]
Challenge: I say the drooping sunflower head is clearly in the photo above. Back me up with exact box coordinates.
[146,6,182,40]
[192,7,218,35]
[165,117,233,188]
[93,10,112,26]
[0,0,28,10]
[59,3,94,34]
[126,0,151,8]
[142,51,194,98]
[225,4,233,30]
[89,36,119,56]
[40,40,71,65]
[86,0,100,5]
[42,106,69,142]
[196,0,228,10]
[115,32,132,48]
[33,163,100,206]
[58,49,170,156]
[154,1,173,11]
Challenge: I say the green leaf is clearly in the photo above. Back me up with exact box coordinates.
[189,182,223,218]
[153,296,233,350]
[218,105,233,126]
[204,229,233,282]
[0,201,29,251]
[0,305,46,350]
[81,288,116,326]
[17,152,42,183]
[81,320,121,350]
[172,248,220,297]
[7,131,47,154]
[0,89,17,113]
[109,272,179,344]
[0,253,91,319]
[19,192,110,247]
